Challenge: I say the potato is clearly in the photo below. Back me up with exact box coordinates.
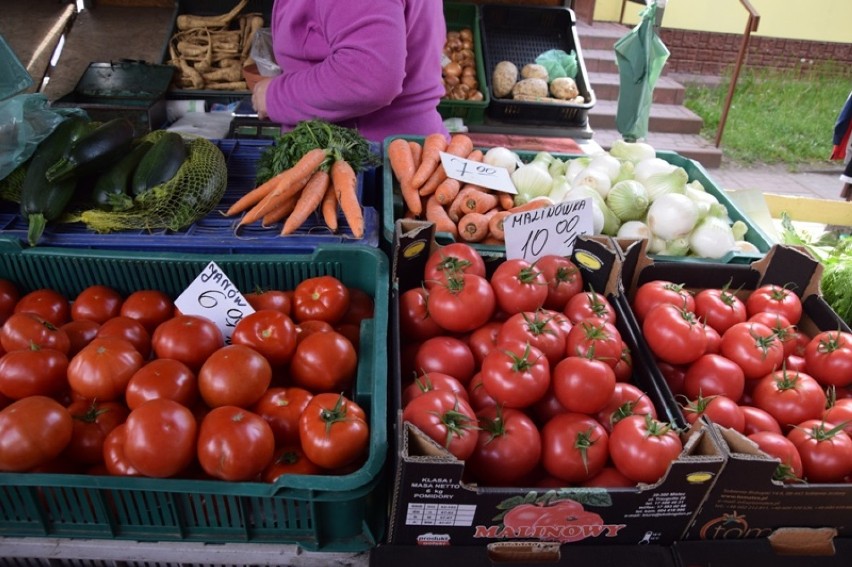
[520,63,549,81]
[511,77,548,99]
[492,60,518,98]
[550,77,579,100]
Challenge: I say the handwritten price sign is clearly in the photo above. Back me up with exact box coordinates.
[439,151,517,194]
[504,197,595,262]
[174,261,255,343]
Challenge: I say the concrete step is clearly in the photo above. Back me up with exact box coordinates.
[591,128,724,169]
[588,71,685,105]
[588,99,704,134]
[582,48,619,75]
[575,20,631,51]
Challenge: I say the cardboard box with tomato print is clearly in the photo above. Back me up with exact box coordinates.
[616,239,852,542]
[386,220,726,550]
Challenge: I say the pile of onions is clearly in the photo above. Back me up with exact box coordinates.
[442,29,484,101]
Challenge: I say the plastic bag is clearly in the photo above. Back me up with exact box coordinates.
[535,49,578,81]
[0,94,88,182]
[250,28,282,77]
[0,34,33,100]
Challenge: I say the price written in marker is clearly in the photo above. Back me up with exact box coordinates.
[504,197,595,262]
[439,151,517,194]
[174,261,255,344]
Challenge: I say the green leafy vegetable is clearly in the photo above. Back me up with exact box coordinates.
[535,49,578,81]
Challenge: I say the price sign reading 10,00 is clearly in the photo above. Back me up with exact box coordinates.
[504,197,595,262]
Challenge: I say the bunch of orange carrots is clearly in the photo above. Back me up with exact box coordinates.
[225,148,364,238]
[387,133,547,244]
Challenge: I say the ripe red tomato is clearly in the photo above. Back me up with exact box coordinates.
[120,290,175,335]
[703,324,722,355]
[632,280,695,323]
[295,319,334,343]
[402,389,477,460]
[61,319,100,356]
[480,341,550,409]
[803,330,852,388]
[466,372,497,412]
[540,412,609,483]
[595,382,658,433]
[824,398,852,439]
[682,394,745,432]
[1,312,71,354]
[292,275,350,324]
[643,303,707,365]
[490,259,548,315]
[64,400,129,466]
[531,384,568,426]
[786,419,852,483]
[0,278,20,325]
[0,395,73,471]
[125,358,198,410]
[752,369,827,430]
[339,287,374,327]
[552,356,616,415]
[299,393,369,469]
[102,423,141,476]
[251,386,313,446]
[262,445,322,482]
[747,430,803,481]
[658,361,687,396]
[245,289,292,317]
[746,284,803,325]
[693,287,747,335]
[423,242,486,289]
[231,309,298,367]
[609,414,683,483]
[468,321,503,368]
[682,353,745,401]
[564,319,623,368]
[198,405,275,481]
[740,404,782,435]
[536,255,583,311]
[124,398,197,477]
[581,466,636,488]
[499,310,567,367]
[414,336,476,385]
[719,321,785,381]
[563,290,617,325]
[0,345,69,399]
[96,316,151,359]
[151,314,224,371]
[198,344,272,408]
[290,330,357,393]
[67,337,144,401]
[14,288,70,326]
[71,285,123,324]
[398,287,443,341]
[613,345,634,382]
[428,273,495,333]
[467,406,542,486]
[747,311,797,357]
[402,372,468,407]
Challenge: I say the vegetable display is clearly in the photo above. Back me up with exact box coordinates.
[398,242,685,487]
[491,50,585,105]
[0,275,373,480]
[633,279,852,483]
[441,28,485,102]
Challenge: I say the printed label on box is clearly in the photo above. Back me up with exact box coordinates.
[175,261,255,343]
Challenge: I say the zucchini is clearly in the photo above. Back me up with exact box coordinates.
[91,140,153,211]
[131,131,187,196]
[45,117,136,183]
[20,116,93,246]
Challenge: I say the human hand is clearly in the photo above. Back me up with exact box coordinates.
[251,77,273,119]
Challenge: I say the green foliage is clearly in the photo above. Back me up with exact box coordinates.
[684,63,852,167]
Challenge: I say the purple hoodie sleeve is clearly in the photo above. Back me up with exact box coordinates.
[265,1,408,125]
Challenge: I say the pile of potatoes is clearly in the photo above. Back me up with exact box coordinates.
[441,29,485,102]
[491,61,585,105]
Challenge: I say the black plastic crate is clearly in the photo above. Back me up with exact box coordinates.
[480,4,595,126]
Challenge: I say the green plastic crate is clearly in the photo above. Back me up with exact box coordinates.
[438,2,490,125]
[0,239,389,552]
[381,137,774,263]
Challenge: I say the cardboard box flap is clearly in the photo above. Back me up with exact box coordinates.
[768,527,838,556]
[393,220,437,294]
[402,420,462,463]
[751,244,822,299]
[486,541,561,563]
[573,236,623,297]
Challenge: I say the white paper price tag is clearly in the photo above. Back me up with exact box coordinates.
[439,151,517,194]
[174,261,255,343]
[504,197,595,262]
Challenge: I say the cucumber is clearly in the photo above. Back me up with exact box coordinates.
[20,116,93,246]
[45,117,136,183]
[131,131,187,197]
[91,140,153,211]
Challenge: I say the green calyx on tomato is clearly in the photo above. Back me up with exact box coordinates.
[793,420,851,443]
[319,393,359,434]
[433,399,478,449]
[573,427,600,475]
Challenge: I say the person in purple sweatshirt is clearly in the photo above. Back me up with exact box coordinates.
[250,0,449,143]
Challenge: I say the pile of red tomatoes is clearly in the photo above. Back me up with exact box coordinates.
[398,243,684,488]
[633,279,852,483]
[0,275,374,482]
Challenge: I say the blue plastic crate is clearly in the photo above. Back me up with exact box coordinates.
[0,138,378,252]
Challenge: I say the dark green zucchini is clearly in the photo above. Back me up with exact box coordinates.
[45,117,136,183]
[91,140,153,211]
[20,116,93,246]
[131,131,187,197]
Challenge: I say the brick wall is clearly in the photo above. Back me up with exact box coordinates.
[660,29,852,76]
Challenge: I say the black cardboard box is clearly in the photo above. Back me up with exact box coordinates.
[673,533,852,567]
[386,221,725,548]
